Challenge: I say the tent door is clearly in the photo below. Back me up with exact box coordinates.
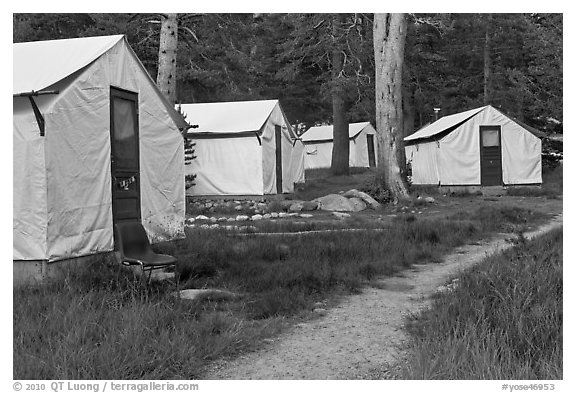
[110,87,141,233]
[479,126,502,186]
[366,134,376,167]
[275,125,283,194]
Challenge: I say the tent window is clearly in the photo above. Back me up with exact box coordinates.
[112,96,138,168]
[481,129,500,147]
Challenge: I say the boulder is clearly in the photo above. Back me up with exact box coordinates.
[313,194,366,212]
[342,189,381,209]
[251,214,263,221]
[278,212,289,218]
[289,201,304,212]
[301,201,319,211]
[234,205,243,211]
[332,212,351,219]
[209,216,218,223]
[236,215,250,221]
[348,197,367,212]
[177,289,239,302]
[270,212,279,218]
[424,196,436,204]
[300,213,313,218]
[195,215,209,221]
[263,213,272,219]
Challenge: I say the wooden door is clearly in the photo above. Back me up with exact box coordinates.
[366,134,376,167]
[480,126,502,186]
[110,87,141,229]
[275,125,283,194]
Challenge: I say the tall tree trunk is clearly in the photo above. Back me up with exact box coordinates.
[331,13,350,176]
[374,13,409,200]
[157,13,178,105]
[483,14,492,105]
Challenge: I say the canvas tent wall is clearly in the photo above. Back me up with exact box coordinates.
[301,122,378,169]
[180,100,304,196]
[404,105,542,186]
[13,35,187,264]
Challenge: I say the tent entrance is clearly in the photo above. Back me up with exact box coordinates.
[366,134,376,167]
[479,126,502,186]
[110,87,141,231]
[275,125,283,194]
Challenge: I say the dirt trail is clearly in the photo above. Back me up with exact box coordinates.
[205,214,563,380]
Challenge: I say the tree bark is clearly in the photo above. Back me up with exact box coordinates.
[157,13,178,105]
[330,13,350,176]
[374,13,410,200]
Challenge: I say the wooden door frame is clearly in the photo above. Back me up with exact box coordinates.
[110,86,141,229]
[479,125,503,186]
[275,125,283,194]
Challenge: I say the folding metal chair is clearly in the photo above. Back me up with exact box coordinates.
[114,221,177,284]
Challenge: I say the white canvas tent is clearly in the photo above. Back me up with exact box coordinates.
[13,35,187,264]
[404,105,542,186]
[180,100,305,196]
[301,122,378,169]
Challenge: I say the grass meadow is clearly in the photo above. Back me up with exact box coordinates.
[400,228,563,380]
[13,205,546,379]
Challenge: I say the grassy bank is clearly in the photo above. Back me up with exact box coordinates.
[14,205,544,379]
[400,228,563,380]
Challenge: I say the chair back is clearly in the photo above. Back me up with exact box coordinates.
[114,221,153,258]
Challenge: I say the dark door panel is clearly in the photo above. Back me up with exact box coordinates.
[275,125,283,194]
[110,87,141,229]
[366,134,376,167]
[480,126,502,186]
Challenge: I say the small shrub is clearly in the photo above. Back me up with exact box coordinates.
[360,174,392,204]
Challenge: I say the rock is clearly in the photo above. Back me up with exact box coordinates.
[209,216,218,223]
[278,212,289,218]
[200,224,211,229]
[177,289,239,302]
[288,213,299,217]
[236,215,250,221]
[332,212,351,219]
[257,202,267,210]
[195,215,209,221]
[270,212,279,218]
[217,217,228,222]
[300,213,313,218]
[424,196,436,203]
[186,217,195,223]
[312,194,362,212]
[301,201,319,211]
[348,197,367,212]
[263,213,272,219]
[313,308,327,315]
[251,214,263,221]
[227,217,236,222]
[342,189,381,209]
[209,224,219,229]
[234,205,243,211]
[289,201,304,212]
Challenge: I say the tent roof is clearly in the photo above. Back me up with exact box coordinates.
[301,122,372,142]
[180,100,281,134]
[13,35,188,130]
[404,105,545,142]
[404,106,487,142]
[13,35,124,95]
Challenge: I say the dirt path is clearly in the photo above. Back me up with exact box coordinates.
[205,214,563,380]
